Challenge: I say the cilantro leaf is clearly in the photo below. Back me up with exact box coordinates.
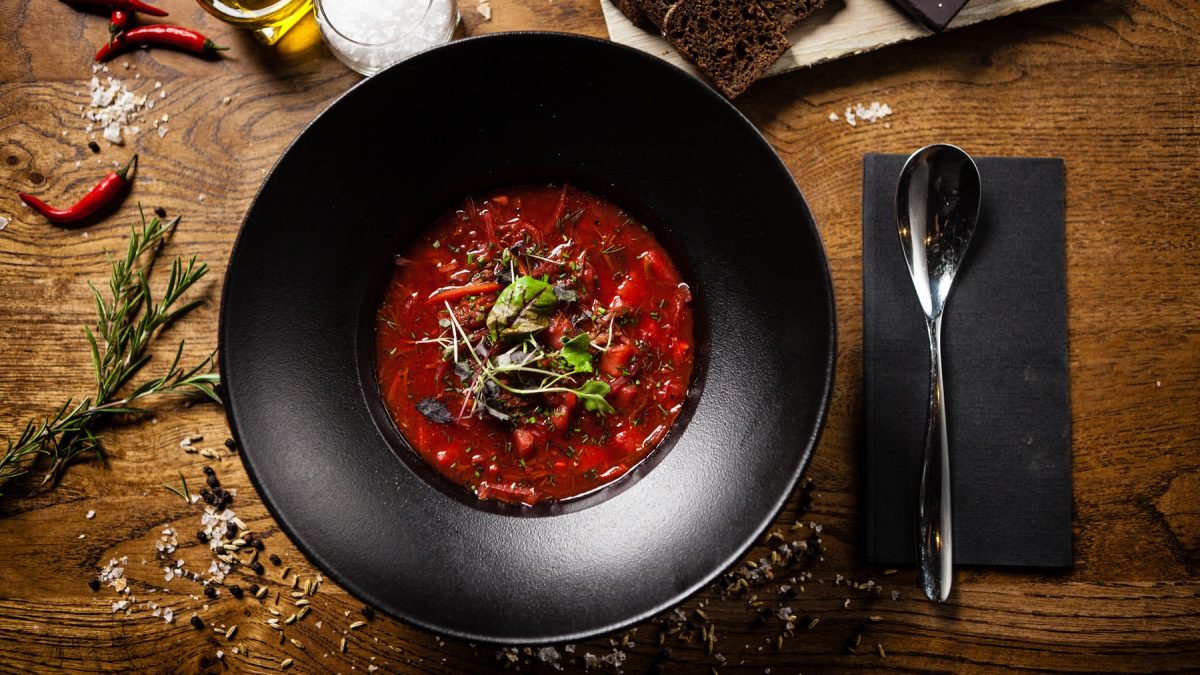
[486,275,559,342]
[575,380,614,414]
[559,334,593,373]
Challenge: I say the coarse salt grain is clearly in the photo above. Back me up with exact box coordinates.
[0,217,8,231]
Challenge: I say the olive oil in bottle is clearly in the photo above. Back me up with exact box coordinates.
[195,0,313,45]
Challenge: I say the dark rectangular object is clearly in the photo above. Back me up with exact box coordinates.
[862,153,1073,568]
[891,0,969,32]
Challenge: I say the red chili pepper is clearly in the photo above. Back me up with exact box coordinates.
[109,9,129,42]
[111,8,128,32]
[18,154,137,224]
[95,25,228,61]
[64,0,168,17]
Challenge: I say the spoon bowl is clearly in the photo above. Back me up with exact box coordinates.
[895,143,981,602]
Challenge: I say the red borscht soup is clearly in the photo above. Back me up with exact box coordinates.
[374,185,694,505]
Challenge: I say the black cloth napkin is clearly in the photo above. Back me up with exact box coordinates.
[862,153,1072,568]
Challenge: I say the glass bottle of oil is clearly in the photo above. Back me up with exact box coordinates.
[195,0,314,45]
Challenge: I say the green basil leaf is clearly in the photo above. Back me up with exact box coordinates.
[576,380,614,414]
[559,334,593,373]
[486,275,558,342]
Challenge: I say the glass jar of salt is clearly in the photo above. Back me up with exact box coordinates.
[315,0,458,75]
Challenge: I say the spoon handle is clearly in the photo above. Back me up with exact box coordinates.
[917,314,953,602]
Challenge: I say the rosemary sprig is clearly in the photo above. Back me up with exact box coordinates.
[0,212,220,493]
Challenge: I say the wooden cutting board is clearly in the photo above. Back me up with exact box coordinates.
[600,0,1063,79]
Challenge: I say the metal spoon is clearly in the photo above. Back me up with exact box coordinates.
[895,144,981,603]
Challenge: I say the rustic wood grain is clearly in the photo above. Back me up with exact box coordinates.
[1,0,1198,672]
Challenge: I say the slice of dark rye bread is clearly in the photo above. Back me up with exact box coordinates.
[661,0,793,99]
[612,0,652,29]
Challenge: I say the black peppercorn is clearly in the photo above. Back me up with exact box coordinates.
[88,579,100,592]
[252,539,264,551]
[269,554,281,566]
[191,614,204,630]
[229,585,243,599]
[206,474,220,489]
[203,585,217,599]
[203,466,215,476]
[88,141,100,154]
[197,531,209,543]
[248,584,260,596]
[360,606,375,621]
[224,438,236,451]
[154,206,167,218]
[250,561,264,575]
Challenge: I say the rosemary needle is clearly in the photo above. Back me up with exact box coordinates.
[162,470,190,503]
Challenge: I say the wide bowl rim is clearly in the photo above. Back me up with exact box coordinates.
[218,30,837,644]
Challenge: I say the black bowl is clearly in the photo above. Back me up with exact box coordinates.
[220,32,835,644]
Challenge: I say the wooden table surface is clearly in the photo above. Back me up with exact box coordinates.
[2,0,1198,672]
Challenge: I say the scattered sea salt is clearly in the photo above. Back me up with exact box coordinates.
[317,0,457,75]
[86,510,96,519]
[477,1,492,20]
[839,101,893,127]
[0,216,8,231]
[86,72,148,145]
